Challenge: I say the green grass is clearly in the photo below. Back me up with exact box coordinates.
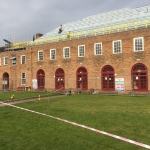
[0,91,60,101]
[0,94,150,150]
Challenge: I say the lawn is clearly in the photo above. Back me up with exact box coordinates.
[0,94,150,150]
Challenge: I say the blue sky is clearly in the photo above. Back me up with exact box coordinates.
[0,0,150,46]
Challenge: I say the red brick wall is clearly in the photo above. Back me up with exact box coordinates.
[0,27,150,93]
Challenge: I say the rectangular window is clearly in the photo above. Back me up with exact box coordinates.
[38,50,43,60]
[94,43,102,55]
[63,47,70,58]
[21,55,26,64]
[113,40,122,54]
[0,58,1,66]
[10,57,16,65]
[21,73,26,85]
[78,45,85,57]
[50,49,56,60]
[4,57,8,65]
[134,37,144,52]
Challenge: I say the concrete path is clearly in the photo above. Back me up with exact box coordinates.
[0,95,67,107]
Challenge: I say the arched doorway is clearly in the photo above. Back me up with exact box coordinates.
[76,67,88,90]
[3,72,9,90]
[131,63,148,92]
[55,68,65,90]
[101,65,115,91]
[37,69,45,90]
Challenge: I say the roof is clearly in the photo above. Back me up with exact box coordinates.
[39,5,150,39]
[8,5,150,49]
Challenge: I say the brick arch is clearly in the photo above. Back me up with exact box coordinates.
[55,68,65,90]
[76,67,88,90]
[101,65,115,91]
[3,72,9,90]
[131,63,148,92]
[37,69,45,90]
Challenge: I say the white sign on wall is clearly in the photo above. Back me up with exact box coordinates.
[32,79,38,90]
[115,78,124,92]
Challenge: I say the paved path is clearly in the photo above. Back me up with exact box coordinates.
[0,95,67,107]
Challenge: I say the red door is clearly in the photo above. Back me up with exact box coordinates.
[102,65,115,91]
[55,68,65,90]
[76,67,88,90]
[3,72,9,90]
[132,63,148,92]
[37,69,45,90]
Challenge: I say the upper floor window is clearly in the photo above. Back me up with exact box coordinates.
[78,45,85,57]
[11,57,16,65]
[94,43,102,55]
[63,47,70,58]
[21,55,26,64]
[134,37,144,52]
[50,49,56,60]
[113,40,122,54]
[21,72,26,85]
[38,50,43,61]
[4,57,8,65]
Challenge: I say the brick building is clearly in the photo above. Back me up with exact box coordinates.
[0,5,150,93]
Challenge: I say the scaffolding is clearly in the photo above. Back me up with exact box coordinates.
[8,5,150,49]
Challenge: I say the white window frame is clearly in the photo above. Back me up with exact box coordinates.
[11,57,16,65]
[78,45,85,57]
[21,72,26,85]
[50,49,56,60]
[38,50,43,61]
[113,40,122,54]
[0,58,1,66]
[133,37,144,52]
[4,57,8,65]
[94,43,102,55]
[21,55,26,64]
[63,47,70,58]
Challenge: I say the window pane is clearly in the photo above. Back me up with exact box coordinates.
[21,55,26,64]
[38,51,43,60]
[134,38,143,51]
[51,50,56,59]
[113,41,121,53]
[21,73,26,85]
[95,43,102,55]
[78,46,85,57]
[64,48,70,58]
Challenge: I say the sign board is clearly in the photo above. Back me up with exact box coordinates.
[32,79,38,90]
[115,78,124,92]
[2,80,7,85]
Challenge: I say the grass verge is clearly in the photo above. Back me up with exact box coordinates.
[0,94,150,150]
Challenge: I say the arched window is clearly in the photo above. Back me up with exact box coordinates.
[76,67,88,90]
[131,63,148,91]
[3,72,9,90]
[55,68,65,90]
[101,65,115,91]
[37,69,45,90]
